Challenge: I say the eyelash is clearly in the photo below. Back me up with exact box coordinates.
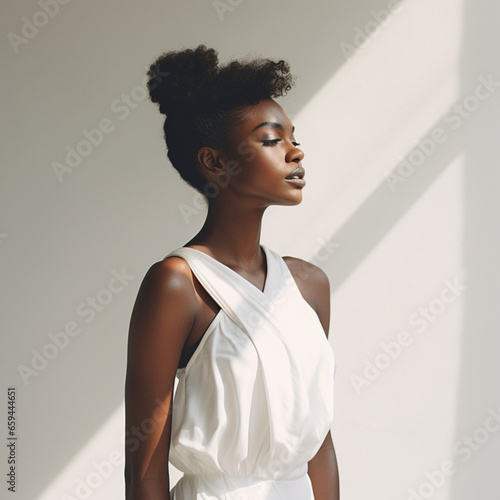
[262,139,301,147]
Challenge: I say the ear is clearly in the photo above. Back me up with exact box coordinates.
[197,147,229,180]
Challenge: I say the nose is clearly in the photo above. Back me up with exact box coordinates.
[287,142,304,163]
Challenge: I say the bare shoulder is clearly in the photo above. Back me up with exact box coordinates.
[282,256,331,336]
[129,256,200,336]
[282,256,330,292]
[144,255,197,296]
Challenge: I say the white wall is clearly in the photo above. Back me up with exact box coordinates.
[1,0,499,499]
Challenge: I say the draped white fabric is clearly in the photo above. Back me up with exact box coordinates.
[165,245,336,499]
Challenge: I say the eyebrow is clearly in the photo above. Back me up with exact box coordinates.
[251,122,295,134]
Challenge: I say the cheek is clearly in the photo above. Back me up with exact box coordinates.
[225,146,284,191]
[231,139,260,165]
[233,153,272,182]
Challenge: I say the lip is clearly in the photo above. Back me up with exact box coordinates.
[285,166,306,187]
[285,166,305,180]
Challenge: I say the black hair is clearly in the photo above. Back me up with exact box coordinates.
[146,44,294,196]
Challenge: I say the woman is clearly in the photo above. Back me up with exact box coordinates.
[125,45,339,500]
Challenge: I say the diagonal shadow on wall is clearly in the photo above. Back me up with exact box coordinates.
[322,113,465,296]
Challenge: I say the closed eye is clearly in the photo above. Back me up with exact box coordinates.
[262,139,281,146]
[262,139,301,147]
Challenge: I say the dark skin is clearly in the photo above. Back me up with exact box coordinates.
[124,98,340,499]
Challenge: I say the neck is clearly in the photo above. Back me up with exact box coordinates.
[186,197,267,267]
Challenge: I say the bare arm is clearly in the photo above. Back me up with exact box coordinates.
[124,258,198,500]
[284,257,340,500]
[308,430,340,500]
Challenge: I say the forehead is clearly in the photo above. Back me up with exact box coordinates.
[236,99,293,135]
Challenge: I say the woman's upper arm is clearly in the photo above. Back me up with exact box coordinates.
[307,265,331,337]
[124,257,197,498]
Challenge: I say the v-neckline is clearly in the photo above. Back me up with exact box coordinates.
[180,244,272,296]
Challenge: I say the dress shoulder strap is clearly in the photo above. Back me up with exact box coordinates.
[165,246,265,332]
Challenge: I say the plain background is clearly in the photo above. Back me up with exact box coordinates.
[1,0,499,498]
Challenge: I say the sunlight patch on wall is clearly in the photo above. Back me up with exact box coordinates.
[332,153,465,499]
[265,0,463,260]
[36,405,125,500]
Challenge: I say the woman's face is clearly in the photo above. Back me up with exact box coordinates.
[220,98,306,207]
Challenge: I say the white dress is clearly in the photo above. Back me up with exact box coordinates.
[165,244,336,499]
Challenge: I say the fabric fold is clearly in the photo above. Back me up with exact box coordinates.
[165,245,336,499]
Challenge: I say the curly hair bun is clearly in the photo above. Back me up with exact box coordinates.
[147,45,219,116]
[147,45,294,118]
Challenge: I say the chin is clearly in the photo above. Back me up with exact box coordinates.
[277,193,303,206]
